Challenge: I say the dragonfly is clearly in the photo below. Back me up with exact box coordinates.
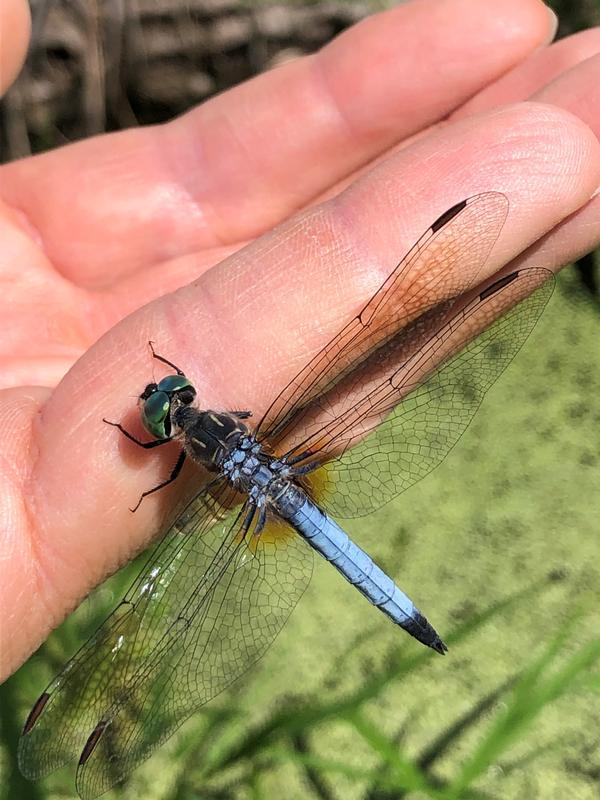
[19,192,554,799]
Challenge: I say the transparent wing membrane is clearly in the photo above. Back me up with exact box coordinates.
[257,192,509,453]
[302,269,554,517]
[19,480,237,779]
[20,192,558,798]
[19,484,312,798]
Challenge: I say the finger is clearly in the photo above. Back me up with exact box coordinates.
[510,190,600,279]
[0,0,554,288]
[132,44,600,324]
[533,51,600,131]
[504,53,600,270]
[0,0,30,95]
[458,27,600,117]
[2,101,599,679]
[144,30,600,308]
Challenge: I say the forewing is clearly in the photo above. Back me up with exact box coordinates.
[18,479,239,779]
[74,511,312,799]
[300,268,554,517]
[256,192,509,453]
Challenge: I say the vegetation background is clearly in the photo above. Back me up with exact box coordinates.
[1,2,598,799]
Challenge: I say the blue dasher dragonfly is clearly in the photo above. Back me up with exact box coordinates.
[19,192,554,798]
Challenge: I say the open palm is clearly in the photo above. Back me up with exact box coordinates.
[1,0,600,681]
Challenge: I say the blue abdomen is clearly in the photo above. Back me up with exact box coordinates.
[273,484,446,654]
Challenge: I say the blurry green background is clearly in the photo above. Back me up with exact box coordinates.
[1,2,599,800]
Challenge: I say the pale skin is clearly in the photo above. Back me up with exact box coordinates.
[1,0,600,682]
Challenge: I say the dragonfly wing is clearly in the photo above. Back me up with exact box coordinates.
[74,509,311,799]
[297,268,554,517]
[18,478,239,780]
[256,192,509,452]
[19,482,312,799]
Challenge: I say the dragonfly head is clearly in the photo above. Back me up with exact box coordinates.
[139,374,197,439]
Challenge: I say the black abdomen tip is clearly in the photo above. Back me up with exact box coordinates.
[406,610,448,655]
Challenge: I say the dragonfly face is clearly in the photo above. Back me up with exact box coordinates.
[137,362,254,474]
[139,373,196,439]
[18,193,556,799]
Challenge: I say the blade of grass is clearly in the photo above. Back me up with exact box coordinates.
[446,625,600,797]
[200,578,552,779]
[417,675,518,773]
[345,709,442,797]
[289,731,337,800]
[268,745,382,782]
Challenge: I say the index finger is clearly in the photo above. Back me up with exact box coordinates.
[2,100,599,679]
[0,0,554,288]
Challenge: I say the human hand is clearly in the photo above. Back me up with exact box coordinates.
[1,0,600,680]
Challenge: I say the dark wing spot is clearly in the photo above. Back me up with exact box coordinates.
[79,720,110,765]
[22,692,50,734]
[479,270,519,301]
[431,199,468,232]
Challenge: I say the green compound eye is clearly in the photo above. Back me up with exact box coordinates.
[140,374,196,438]
[157,375,194,393]
[141,391,171,439]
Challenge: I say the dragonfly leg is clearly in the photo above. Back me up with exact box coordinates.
[291,461,320,476]
[286,450,318,468]
[241,503,257,536]
[254,506,268,536]
[103,419,171,449]
[148,341,185,376]
[131,450,187,513]
[231,410,252,420]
